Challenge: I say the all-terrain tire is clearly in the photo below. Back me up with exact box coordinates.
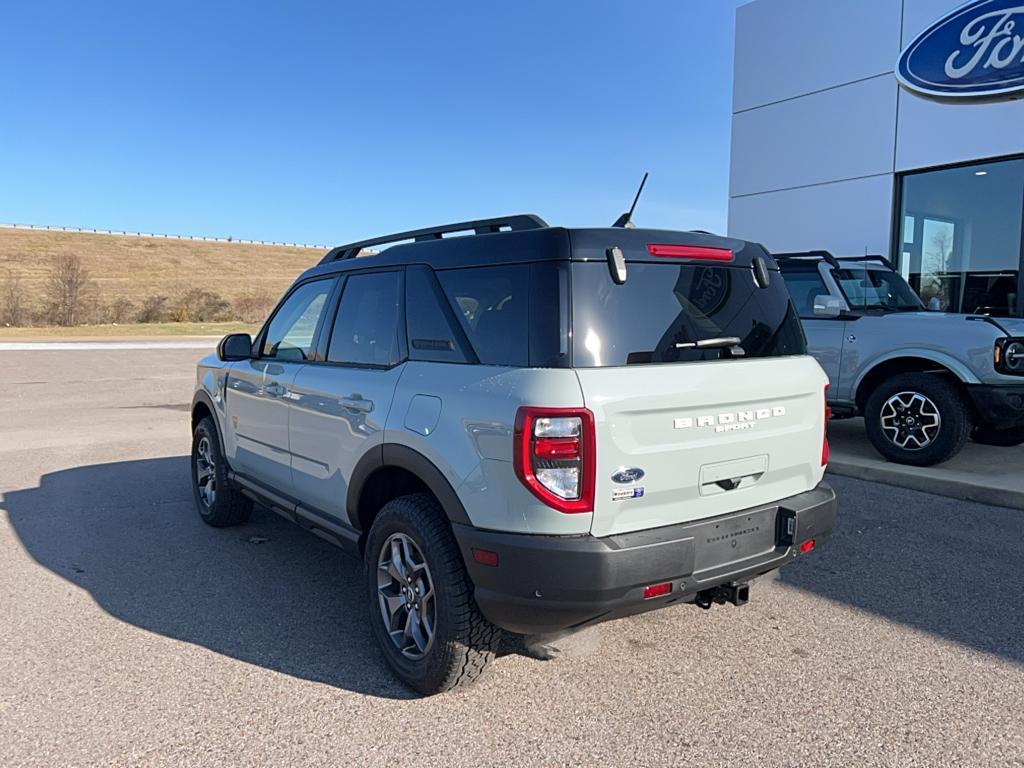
[365,493,501,695]
[971,424,1024,447]
[191,416,253,527]
[864,373,972,467]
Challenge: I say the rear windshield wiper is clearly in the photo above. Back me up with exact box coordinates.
[675,336,743,350]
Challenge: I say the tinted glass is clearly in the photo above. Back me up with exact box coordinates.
[261,279,333,361]
[779,266,829,317]
[899,158,1023,316]
[571,262,806,367]
[437,265,530,366]
[405,266,471,364]
[835,267,922,311]
[327,271,402,366]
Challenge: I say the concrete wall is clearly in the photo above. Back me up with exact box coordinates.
[728,0,1024,257]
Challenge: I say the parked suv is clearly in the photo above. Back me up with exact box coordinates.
[777,251,1024,466]
[190,215,837,694]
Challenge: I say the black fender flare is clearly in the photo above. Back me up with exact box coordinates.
[345,444,473,532]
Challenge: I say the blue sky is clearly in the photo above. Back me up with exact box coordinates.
[1,1,743,245]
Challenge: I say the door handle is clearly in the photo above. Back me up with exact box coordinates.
[265,382,286,397]
[340,397,373,414]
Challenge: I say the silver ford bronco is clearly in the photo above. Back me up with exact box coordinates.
[190,215,836,694]
[777,251,1024,466]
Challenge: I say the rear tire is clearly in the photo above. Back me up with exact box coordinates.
[971,424,1024,447]
[191,416,252,527]
[864,373,971,466]
[365,493,501,695]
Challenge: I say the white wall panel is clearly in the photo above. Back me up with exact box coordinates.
[896,91,1024,171]
[734,0,902,112]
[730,76,899,198]
[728,174,896,257]
[901,0,967,46]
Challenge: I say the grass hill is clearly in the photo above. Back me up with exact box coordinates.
[0,227,324,329]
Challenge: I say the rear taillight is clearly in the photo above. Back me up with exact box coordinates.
[646,244,733,261]
[822,384,831,466]
[514,407,595,514]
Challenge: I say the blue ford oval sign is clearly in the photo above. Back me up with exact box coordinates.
[897,0,1024,99]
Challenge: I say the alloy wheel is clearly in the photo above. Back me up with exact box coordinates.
[880,391,941,450]
[377,532,436,659]
[195,436,217,508]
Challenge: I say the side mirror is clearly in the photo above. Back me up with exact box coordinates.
[217,333,253,361]
[812,295,845,319]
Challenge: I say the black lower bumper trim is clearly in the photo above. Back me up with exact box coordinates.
[967,384,1024,429]
[453,482,837,635]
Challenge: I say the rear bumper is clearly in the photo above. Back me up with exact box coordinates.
[967,384,1024,429]
[453,481,837,635]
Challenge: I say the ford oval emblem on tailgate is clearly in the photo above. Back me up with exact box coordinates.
[611,467,645,484]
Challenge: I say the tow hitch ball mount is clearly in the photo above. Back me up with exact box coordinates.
[695,582,750,610]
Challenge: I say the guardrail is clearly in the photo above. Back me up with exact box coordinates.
[0,222,328,250]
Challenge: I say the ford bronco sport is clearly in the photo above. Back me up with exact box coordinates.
[777,251,1024,466]
[190,215,837,694]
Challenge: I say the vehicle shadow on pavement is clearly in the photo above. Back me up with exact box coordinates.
[1,456,423,700]
[779,475,1024,665]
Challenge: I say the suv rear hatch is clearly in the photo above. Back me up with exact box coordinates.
[568,230,827,537]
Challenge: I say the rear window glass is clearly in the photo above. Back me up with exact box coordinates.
[436,263,567,367]
[571,262,806,367]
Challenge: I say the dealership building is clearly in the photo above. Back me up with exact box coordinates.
[728,0,1024,317]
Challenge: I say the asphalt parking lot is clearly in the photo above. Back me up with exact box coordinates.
[2,347,1023,767]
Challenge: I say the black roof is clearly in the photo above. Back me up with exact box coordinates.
[296,214,772,283]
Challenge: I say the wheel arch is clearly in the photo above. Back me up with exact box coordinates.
[191,390,222,443]
[347,445,472,548]
[853,352,978,411]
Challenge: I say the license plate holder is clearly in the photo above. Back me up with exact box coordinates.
[693,507,776,573]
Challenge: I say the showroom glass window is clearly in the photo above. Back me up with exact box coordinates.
[897,157,1024,317]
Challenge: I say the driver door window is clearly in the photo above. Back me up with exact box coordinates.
[262,279,334,361]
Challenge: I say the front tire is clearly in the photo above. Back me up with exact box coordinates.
[191,416,252,527]
[864,373,971,466]
[971,424,1024,447]
[365,494,502,695]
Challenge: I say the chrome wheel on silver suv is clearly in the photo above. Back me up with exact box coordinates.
[879,391,941,450]
[194,435,217,509]
[377,532,436,659]
[190,416,252,527]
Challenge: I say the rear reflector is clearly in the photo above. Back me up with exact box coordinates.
[646,244,733,261]
[800,540,815,554]
[643,582,673,599]
[471,548,499,567]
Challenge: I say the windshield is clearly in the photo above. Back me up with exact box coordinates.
[835,267,923,311]
[571,262,806,367]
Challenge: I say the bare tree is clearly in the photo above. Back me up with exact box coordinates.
[1,271,27,326]
[46,253,93,326]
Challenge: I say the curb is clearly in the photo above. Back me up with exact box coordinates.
[827,455,1024,511]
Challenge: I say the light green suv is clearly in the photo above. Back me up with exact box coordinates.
[190,215,837,694]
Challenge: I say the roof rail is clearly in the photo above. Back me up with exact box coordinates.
[320,214,549,264]
[774,250,898,272]
[773,250,842,270]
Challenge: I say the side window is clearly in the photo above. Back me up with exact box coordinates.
[406,266,472,364]
[327,271,402,366]
[261,279,334,361]
[436,265,529,366]
[780,267,829,318]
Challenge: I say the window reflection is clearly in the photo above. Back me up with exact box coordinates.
[898,158,1023,317]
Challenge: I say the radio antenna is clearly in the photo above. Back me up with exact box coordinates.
[612,172,649,228]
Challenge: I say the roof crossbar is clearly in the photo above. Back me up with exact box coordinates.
[320,214,549,264]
